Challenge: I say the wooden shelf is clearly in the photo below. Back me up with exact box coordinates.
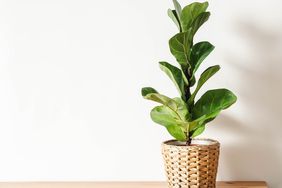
[0,181,268,188]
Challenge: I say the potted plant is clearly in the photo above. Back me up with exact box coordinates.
[141,0,237,187]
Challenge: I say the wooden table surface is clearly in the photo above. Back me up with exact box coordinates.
[0,182,268,188]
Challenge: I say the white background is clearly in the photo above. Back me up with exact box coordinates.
[0,0,281,187]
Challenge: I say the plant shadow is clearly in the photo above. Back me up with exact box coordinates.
[216,21,282,188]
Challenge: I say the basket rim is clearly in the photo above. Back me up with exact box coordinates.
[162,138,220,148]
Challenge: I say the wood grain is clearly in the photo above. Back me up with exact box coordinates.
[0,182,268,188]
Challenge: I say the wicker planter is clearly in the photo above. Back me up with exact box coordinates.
[162,138,220,188]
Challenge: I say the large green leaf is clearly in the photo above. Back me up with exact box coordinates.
[190,12,210,36]
[188,113,208,131]
[172,0,182,18]
[150,105,187,141]
[192,89,237,121]
[173,97,190,121]
[190,41,215,75]
[188,65,220,105]
[169,30,193,73]
[141,87,158,96]
[190,124,205,138]
[159,61,186,100]
[151,105,180,126]
[167,124,187,141]
[180,2,209,32]
[142,87,178,111]
[142,87,190,122]
[168,9,181,31]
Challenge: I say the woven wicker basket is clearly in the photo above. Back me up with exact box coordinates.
[162,138,220,188]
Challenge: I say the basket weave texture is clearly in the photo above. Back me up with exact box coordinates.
[162,139,220,188]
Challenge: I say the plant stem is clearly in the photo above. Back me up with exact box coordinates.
[186,137,191,146]
[185,68,192,146]
[185,86,194,114]
[185,87,191,100]
[185,86,191,103]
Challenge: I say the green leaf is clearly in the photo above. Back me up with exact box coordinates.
[192,89,237,121]
[168,9,181,32]
[188,113,208,131]
[151,105,180,126]
[180,2,209,32]
[173,97,190,121]
[141,87,158,97]
[190,41,215,75]
[169,30,193,72]
[145,94,178,111]
[189,65,220,105]
[142,87,190,122]
[167,124,187,141]
[172,0,182,18]
[159,61,186,100]
[191,12,210,36]
[190,124,205,138]
[142,89,178,111]
[150,105,187,141]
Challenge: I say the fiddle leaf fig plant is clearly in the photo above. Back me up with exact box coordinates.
[141,0,237,145]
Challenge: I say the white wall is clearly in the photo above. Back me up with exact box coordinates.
[0,0,281,187]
